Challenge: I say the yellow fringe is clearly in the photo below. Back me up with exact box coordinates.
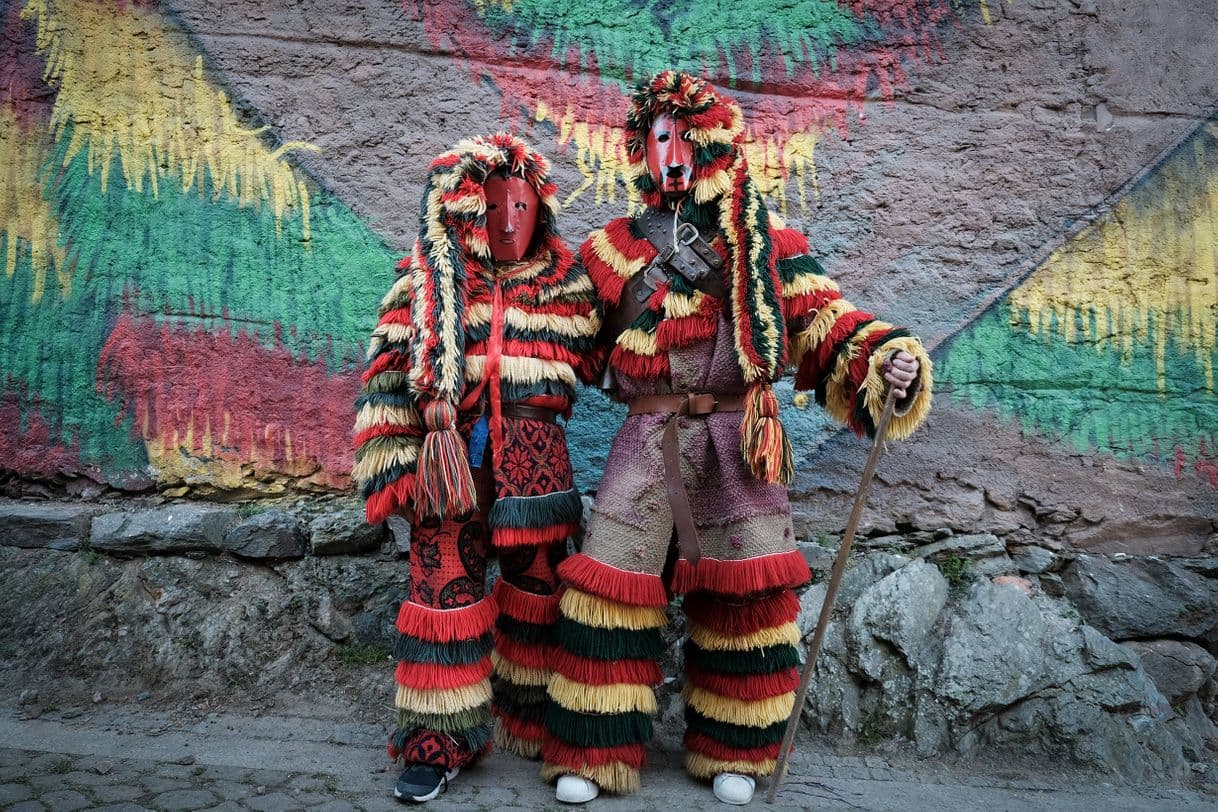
[860,336,934,441]
[394,680,492,716]
[541,761,641,795]
[662,290,711,319]
[491,651,552,687]
[548,674,658,715]
[616,327,660,356]
[371,322,416,346]
[378,274,415,314]
[463,355,578,387]
[494,723,541,760]
[693,168,733,205]
[589,228,647,280]
[351,443,419,485]
[559,589,668,631]
[684,752,777,780]
[781,269,838,300]
[791,297,855,367]
[353,402,420,434]
[441,189,484,215]
[682,685,795,728]
[686,620,801,652]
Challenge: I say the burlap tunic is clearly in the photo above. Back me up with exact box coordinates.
[582,313,796,583]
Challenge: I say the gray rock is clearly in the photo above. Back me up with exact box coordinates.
[310,594,353,642]
[385,515,411,557]
[797,540,836,572]
[152,790,219,811]
[837,553,912,607]
[309,507,384,555]
[1010,544,1058,574]
[914,533,1004,561]
[849,559,948,670]
[1123,639,1218,702]
[91,505,239,556]
[1061,554,1218,640]
[224,510,307,560]
[0,501,103,548]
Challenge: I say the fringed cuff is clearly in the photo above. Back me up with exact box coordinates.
[683,589,800,637]
[556,554,669,608]
[548,674,658,715]
[684,751,778,780]
[682,684,795,728]
[394,596,498,643]
[541,759,642,795]
[671,551,810,597]
[858,336,934,440]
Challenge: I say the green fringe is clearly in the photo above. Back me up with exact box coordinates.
[776,252,826,286]
[684,708,786,750]
[488,488,582,530]
[544,704,653,749]
[682,640,800,675]
[492,693,548,724]
[491,678,550,706]
[354,432,419,464]
[396,705,492,736]
[495,615,552,646]
[394,632,493,665]
[555,618,665,661]
[364,370,412,395]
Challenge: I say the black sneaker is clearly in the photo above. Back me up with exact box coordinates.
[393,763,460,803]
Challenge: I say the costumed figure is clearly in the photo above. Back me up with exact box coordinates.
[540,71,933,805]
[353,134,600,802]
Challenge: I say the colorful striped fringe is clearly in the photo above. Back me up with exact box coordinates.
[491,579,560,759]
[680,588,801,780]
[390,596,497,769]
[541,583,668,794]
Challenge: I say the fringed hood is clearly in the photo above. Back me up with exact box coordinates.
[625,70,787,386]
[408,133,562,404]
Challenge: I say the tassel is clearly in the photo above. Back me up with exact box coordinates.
[739,383,794,485]
[414,400,477,520]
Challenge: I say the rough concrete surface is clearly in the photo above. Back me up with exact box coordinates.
[1,701,1215,812]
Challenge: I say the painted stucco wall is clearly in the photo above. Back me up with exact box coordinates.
[1,0,1215,550]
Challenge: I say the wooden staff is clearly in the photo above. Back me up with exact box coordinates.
[766,388,899,803]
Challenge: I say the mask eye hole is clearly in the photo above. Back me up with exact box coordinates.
[514,201,528,210]
[656,132,670,143]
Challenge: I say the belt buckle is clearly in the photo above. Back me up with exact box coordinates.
[687,393,716,416]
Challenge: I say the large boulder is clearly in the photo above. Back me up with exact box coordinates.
[223,510,308,560]
[1060,554,1218,640]
[309,506,384,555]
[90,505,238,555]
[1123,639,1217,703]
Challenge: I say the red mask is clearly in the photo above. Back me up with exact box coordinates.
[484,173,540,263]
[645,113,694,198]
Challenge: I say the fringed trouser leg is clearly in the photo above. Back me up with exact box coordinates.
[540,554,669,794]
[490,542,565,758]
[680,588,802,780]
[389,509,496,770]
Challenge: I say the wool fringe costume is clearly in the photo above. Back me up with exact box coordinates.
[540,71,933,793]
[354,134,600,771]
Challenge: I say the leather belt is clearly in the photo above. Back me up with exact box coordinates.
[626,392,745,565]
[500,403,559,423]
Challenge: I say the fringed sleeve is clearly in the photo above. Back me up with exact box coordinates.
[539,258,605,386]
[353,268,424,524]
[775,227,933,440]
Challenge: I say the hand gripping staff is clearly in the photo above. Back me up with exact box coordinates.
[767,388,899,803]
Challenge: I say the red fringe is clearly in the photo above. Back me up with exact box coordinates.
[848,324,895,396]
[808,309,872,384]
[683,730,782,763]
[395,596,498,643]
[782,288,838,323]
[557,554,669,608]
[542,739,647,770]
[656,313,718,350]
[376,306,414,328]
[492,523,580,548]
[771,226,810,260]
[394,657,493,691]
[365,475,415,525]
[353,423,420,449]
[683,589,800,636]
[493,579,560,625]
[671,551,810,597]
[493,633,552,670]
[684,663,800,702]
[495,711,546,743]
[551,650,663,687]
[609,346,670,381]
[361,348,411,383]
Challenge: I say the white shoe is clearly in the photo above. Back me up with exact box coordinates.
[712,772,755,805]
[556,774,600,803]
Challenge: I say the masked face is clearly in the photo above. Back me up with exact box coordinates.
[484,173,540,263]
[645,113,694,199]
